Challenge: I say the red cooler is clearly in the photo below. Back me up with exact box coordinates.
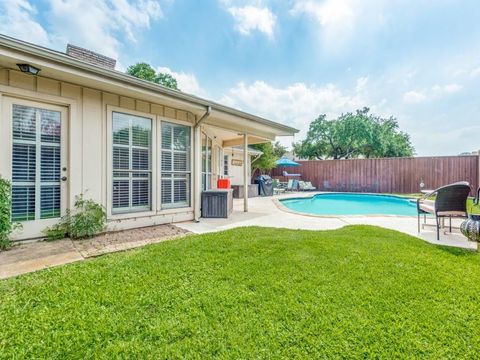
[217,178,231,189]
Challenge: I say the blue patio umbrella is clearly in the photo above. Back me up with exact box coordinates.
[276,156,300,167]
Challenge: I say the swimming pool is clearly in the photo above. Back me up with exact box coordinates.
[280,193,418,216]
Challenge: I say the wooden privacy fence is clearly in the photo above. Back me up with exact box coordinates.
[271,155,480,195]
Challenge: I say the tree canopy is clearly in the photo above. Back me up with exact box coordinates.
[251,141,287,174]
[293,108,414,160]
[126,63,179,90]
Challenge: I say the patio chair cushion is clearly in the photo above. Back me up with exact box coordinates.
[419,200,467,216]
[305,181,316,190]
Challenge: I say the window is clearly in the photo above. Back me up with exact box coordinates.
[224,154,229,176]
[216,146,222,176]
[201,133,212,190]
[112,112,152,213]
[161,122,191,208]
[11,104,61,221]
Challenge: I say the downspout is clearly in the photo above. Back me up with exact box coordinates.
[195,105,211,129]
[193,106,211,222]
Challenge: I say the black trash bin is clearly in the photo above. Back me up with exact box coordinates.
[255,175,274,196]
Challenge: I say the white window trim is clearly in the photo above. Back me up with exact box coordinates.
[106,106,157,220]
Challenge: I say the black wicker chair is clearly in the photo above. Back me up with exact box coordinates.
[417,182,471,240]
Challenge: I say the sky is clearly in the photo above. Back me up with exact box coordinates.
[1,0,479,156]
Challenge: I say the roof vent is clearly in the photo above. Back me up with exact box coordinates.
[66,44,116,70]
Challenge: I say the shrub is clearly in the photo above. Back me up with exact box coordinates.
[44,195,106,241]
[0,177,21,250]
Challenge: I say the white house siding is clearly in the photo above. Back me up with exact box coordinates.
[224,151,253,186]
[0,69,199,239]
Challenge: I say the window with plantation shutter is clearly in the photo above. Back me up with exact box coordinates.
[11,104,62,221]
[112,112,152,213]
[224,155,229,176]
[201,133,212,190]
[161,122,191,208]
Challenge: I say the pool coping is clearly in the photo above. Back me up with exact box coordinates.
[273,192,419,219]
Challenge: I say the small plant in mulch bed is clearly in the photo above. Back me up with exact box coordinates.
[44,195,106,241]
[0,177,21,251]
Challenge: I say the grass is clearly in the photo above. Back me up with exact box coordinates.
[1,226,480,359]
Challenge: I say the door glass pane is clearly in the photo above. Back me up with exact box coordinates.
[40,146,61,181]
[40,185,60,219]
[13,105,35,141]
[12,144,36,182]
[11,186,35,221]
[40,110,61,143]
[11,104,62,222]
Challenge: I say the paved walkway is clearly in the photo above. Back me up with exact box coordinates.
[0,225,189,279]
[178,192,477,250]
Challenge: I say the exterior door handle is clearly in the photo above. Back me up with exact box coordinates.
[61,176,68,182]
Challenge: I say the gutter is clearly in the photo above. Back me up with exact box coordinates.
[0,34,298,136]
[194,105,211,128]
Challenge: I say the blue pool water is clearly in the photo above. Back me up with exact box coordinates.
[281,193,417,216]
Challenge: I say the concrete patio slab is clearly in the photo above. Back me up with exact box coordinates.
[178,192,477,250]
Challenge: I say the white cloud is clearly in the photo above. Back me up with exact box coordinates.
[403,90,427,104]
[471,67,480,78]
[0,0,50,46]
[404,83,462,104]
[0,0,164,61]
[220,79,370,145]
[291,0,386,51]
[47,0,163,58]
[157,66,206,96]
[433,83,462,94]
[227,6,276,37]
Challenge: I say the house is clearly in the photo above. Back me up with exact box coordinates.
[0,35,298,240]
[222,146,263,186]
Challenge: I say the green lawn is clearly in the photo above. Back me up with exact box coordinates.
[1,226,480,359]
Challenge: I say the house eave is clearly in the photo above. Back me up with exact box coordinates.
[0,34,299,137]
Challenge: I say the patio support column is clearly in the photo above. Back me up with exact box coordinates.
[243,133,248,212]
[193,125,202,221]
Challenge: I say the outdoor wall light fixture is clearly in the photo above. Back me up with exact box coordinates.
[17,63,41,75]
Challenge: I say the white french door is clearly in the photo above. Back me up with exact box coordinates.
[3,98,68,238]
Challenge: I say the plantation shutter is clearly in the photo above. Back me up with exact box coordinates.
[224,154,229,176]
[112,112,151,214]
[201,133,212,190]
[161,122,191,208]
[11,105,62,221]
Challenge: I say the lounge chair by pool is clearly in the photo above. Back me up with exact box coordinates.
[283,170,301,177]
[287,179,299,191]
[299,181,317,191]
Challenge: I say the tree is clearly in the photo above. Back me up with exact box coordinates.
[155,73,179,90]
[126,63,179,90]
[272,141,287,159]
[293,108,414,160]
[251,142,279,175]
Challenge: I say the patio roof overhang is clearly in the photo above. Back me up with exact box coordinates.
[0,34,299,140]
